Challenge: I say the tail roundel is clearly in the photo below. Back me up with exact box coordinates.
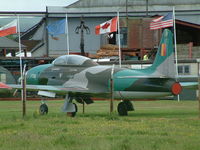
[148,29,175,78]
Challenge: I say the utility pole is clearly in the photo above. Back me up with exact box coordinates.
[75,16,90,56]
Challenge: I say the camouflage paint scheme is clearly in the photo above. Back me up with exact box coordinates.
[20,29,180,100]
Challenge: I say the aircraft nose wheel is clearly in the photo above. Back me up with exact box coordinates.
[39,103,48,115]
[117,102,128,116]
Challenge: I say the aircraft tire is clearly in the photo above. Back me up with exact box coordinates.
[117,102,128,116]
[71,103,78,117]
[39,103,48,115]
[123,100,134,111]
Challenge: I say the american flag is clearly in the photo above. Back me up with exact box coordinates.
[150,12,173,30]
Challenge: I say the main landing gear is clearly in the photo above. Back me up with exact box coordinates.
[117,100,134,116]
[39,97,48,115]
[62,94,78,117]
[39,103,48,115]
[67,103,78,117]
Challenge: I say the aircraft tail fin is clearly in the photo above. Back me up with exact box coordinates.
[147,29,175,78]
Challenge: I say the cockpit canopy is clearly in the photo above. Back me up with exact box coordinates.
[52,55,98,66]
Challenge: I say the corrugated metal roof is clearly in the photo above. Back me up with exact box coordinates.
[48,0,200,25]
[67,0,200,8]
[48,0,200,14]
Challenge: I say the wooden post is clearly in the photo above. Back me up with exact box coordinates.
[22,74,26,117]
[197,59,200,119]
[3,49,6,57]
[24,49,27,57]
[22,65,27,117]
[188,42,193,59]
[198,76,200,119]
[110,78,114,114]
[196,59,200,119]
[82,99,85,114]
[110,65,115,114]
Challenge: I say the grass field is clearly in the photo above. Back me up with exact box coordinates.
[0,100,200,150]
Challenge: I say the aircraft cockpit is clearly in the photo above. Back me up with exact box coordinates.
[52,55,98,66]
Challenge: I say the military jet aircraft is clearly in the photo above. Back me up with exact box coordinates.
[6,29,183,116]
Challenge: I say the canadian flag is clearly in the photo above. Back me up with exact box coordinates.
[0,20,17,37]
[95,17,118,35]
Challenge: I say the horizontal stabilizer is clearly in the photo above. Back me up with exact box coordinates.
[180,82,198,89]
[116,75,167,79]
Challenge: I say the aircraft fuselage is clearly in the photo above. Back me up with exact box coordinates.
[26,63,180,99]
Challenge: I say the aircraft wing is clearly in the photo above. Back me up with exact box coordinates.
[8,84,106,95]
[180,82,198,89]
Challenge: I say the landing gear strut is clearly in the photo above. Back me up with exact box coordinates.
[67,103,78,117]
[63,94,78,117]
[117,100,134,116]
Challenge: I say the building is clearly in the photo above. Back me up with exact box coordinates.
[0,36,26,57]
[20,0,200,59]
[0,0,200,99]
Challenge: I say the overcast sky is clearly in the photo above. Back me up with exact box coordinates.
[0,0,79,12]
[0,0,79,31]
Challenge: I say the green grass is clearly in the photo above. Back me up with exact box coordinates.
[0,100,200,150]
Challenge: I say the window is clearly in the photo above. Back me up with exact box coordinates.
[116,27,127,47]
[178,66,183,74]
[184,65,190,74]
[178,65,190,74]
[120,27,127,47]
[0,73,6,83]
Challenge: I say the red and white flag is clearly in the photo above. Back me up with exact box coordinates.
[150,13,173,30]
[0,20,17,37]
[95,17,118,35]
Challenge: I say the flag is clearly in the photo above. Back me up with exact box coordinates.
[95,17,118,35]
[0,20,17,37]
[47,19,66,37]
[150,12,173,30]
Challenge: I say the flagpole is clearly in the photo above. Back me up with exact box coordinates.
[117,11,122,68]
[65,14,70,55]
[173,7,180,102]
[17,15,26,116]
[17,15,23,82]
